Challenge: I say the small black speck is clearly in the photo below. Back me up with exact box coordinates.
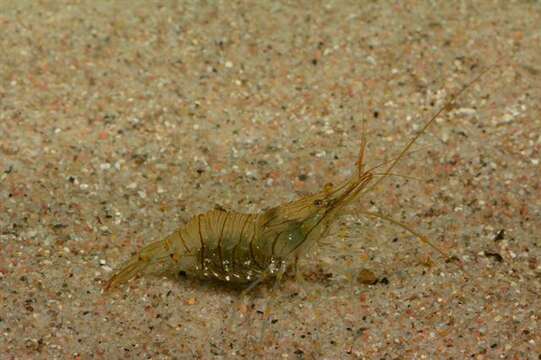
[178,271,187,278]
[68,176,75,183]
[311,59,318,65]
[490,343,498,349]
[484,251,504,262]
[298,174,308,181]
[271,319,278,324]
[256,310,264,315]
[392,237,398,243]
[373,110,379,118]
[379,277,389,285]
[196,169,205,175]
[330,340,336,345]
[294,349,304,355]
[356,327,368,335]
[493,229,505,242]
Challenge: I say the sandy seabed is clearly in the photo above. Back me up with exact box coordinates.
[1,1,540,359]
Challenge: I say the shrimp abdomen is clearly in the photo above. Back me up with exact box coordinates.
[104,235,191,291]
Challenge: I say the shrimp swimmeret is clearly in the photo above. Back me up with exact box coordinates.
[104,64,496,292]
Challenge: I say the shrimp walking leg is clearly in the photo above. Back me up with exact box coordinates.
[259,262,288,340]
[358,210,471,277]
[292,255,305,283]
[226,276,267,332]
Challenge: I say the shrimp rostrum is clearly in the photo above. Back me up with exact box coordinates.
[104,66,494,292]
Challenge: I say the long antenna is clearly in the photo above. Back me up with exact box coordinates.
[362,63,499,194]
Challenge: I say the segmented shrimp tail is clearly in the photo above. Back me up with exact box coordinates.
[104,239,172,291]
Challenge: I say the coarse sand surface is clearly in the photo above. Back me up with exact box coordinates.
[1,1,540,358]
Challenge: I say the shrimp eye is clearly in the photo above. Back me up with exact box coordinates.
[314,199,325,207]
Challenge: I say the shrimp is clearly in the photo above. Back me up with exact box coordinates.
[104,63,497,292]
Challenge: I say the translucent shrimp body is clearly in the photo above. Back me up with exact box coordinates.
[105,169,374,290]
[105,64,496,291]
